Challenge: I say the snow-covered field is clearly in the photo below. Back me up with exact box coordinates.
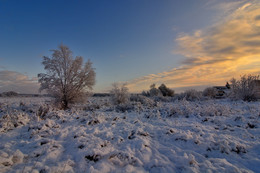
[0,96,259,173]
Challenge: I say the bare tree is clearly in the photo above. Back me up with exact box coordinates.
[110,83,129,104]
[230,74,259,101]
[38,45,96,109]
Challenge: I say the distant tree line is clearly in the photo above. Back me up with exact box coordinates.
[0,91,19,97]
[35,45,260,110]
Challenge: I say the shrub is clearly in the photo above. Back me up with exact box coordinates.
[130,94,154,106]
[153,96,172,102]
[158,84,174,97]
[0,110,30,132]
[203,87,217,98]
[178,89,203,101]
[230,74,259,101]
[141,91,150,97]
[37,104,50,119]
[142,84,174,97]
[149,84,162,97]
[115,103,135,113]
[110,83,129,105]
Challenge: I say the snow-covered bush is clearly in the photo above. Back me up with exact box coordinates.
[115,103,135,113]
[142,84,174,97]
[149,84,162,97]
[37,104,51,119]
[110,83,129,105]
[177,89,203,101]
[169,100,195,117]
[166,100,234,118]
[0,110,30,132]
[130,94,154,106]
[84,102,101,111]
[141,90,150,97]
[203,87,217,98]
[153,96,172,102]
[82,97,111,111]
[230,74,259,101]
[208,139,247,155]
[199,102,232,117]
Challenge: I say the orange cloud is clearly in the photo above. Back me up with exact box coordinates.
[126,1,260,93]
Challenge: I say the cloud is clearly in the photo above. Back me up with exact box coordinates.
[126,1,260,93]
[0,70,40,94]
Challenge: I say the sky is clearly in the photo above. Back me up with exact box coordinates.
[0,0,260,94]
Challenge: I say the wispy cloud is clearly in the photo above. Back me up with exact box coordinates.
[126,1,260,92]
[0,70,39,94]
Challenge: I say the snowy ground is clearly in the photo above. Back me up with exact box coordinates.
[0,97,259,173]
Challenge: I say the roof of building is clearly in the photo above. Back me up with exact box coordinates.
[213,86,228,90]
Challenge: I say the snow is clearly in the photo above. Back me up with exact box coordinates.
[0,97,259,172]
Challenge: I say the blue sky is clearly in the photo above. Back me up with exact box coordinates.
[0,0,260,93]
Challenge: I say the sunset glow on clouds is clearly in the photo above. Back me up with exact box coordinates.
[0,71,39,94]
[0,1,260,94]
[127,1,260,93]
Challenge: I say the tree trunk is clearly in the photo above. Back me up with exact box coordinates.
[62,93,68,110]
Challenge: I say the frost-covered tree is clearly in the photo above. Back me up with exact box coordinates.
[149,84,162,97]
[110,83,129,104]
[38,45,96,109]
[230,74,259,101]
